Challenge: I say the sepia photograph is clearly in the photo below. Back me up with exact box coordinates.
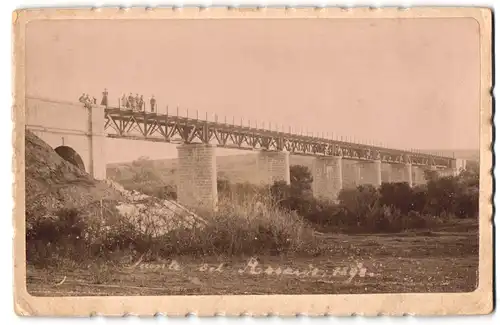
[13,7,492,316]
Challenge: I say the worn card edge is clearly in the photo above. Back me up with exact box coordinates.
[11,7,493,317]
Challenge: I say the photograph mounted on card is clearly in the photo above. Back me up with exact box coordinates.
[12,7,493,316]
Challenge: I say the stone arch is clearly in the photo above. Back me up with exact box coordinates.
[54,146,86,171]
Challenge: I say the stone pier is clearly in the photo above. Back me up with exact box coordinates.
[390,163,413,186]
[404,163,413,186]
[90,104,106,180]
[381,162,392,183]
[256,150,291,185]
[452,158,467,176]
[176,144,218,210]
[411,165,427,185]
[342,160,360,189]
[358,160,382,187]
[312,156,343,200]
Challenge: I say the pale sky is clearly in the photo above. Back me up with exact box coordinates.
[26,18,480,163]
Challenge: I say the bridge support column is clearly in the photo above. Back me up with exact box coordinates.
[256,150,290,185]
[390,163,412,186]
[403,163,413,187]
[451,158,467,176]
[176,144,218,211]
[381,162,392,183]
[411,165,427,186]
[341,160,361,189]
[358,160,382,187]
[90,105,106,180]
[312,156,343,200]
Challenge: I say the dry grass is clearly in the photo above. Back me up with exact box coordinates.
[27,197,321,267]
[156,197,320,257]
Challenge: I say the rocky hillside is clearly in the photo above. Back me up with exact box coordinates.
[25,130,203,235]
[25,130,124,223]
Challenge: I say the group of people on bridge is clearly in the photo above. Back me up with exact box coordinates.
[78,88,157,113]
[78,93,98,108]
[120,93,157,112]
[79,88,110,109]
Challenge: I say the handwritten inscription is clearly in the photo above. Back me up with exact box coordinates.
[237,257,371,282]
[133,257,375,282]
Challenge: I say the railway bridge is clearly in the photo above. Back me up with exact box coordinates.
[25,97,466,210]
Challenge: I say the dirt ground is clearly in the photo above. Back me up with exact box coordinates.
[26,219,478,296]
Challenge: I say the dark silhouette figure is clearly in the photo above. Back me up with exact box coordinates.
[128,93,135,110]
[150,95,156,113]
[138,95,145,111]
[135,94,141,111]
[101,88,108,107]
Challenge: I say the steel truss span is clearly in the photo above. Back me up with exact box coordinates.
[104,108,453,168]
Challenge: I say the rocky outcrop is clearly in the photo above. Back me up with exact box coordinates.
[25,130,204,235]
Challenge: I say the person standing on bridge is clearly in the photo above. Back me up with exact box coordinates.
[121,94,127,109]
[101,88,108,107]
[135,94,141,111]
[83,94,92,109]
[128,93,135,110]
[150,95,156,113]
[138,95,145,111]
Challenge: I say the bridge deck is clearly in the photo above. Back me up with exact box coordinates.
[104,108,454,168]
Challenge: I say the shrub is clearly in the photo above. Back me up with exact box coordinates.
[289,164,314,196]
[338,185,380,226]
[162,198,319,256]
[378,182,414,214]
[410,184,428,213]
[219,179,270,205]
[301,199,351,228]
[270,180,291,204]
[217,178,231,194]
[26,208,91,265]
[455,186,479,218]
[26,197,321,267]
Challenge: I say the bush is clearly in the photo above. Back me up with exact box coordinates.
[289,165,313,196]
[26,208,91,265]
[378,182,414,214]
[219,179,270,206]
[338,185,380,226]
[26,197,321,267]
[163,198,319,256]
[455,186,479,218]
[217,178,231,194]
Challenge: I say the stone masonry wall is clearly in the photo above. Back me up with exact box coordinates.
[411,165,427,186]
[391,164,413,186]
[256,150,291,185]
[312,156,342,200]
[341,160,360,189]
[176,144,217,210]
[358,160,382,187]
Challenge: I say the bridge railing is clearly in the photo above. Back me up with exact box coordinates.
[103,105,456,168]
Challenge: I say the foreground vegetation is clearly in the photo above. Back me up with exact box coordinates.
[269,164,479,233]
[27,156,479,268]
[27,219,479,295]
[27,198,322,267]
